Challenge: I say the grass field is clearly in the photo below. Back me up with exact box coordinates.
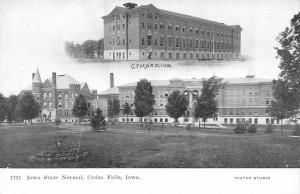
[0,123,299,168]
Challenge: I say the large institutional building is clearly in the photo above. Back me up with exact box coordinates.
[97,73,281,125]
[102,3,242,61]
[23,69,97,122]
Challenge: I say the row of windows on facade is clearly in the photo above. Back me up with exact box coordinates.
[121,117,169,123]
[109,22,240,41]
[223,117,280,125]
[141,23,239,39]
[223,99,274,105]
[150,52,234,60]
[36,93,92,101]
[222,109,267,116]
[141,37,236,50]
[42,102,91,109]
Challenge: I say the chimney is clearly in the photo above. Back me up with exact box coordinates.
[52,72,57,110]
[32,73,35,80]
[110,73,114,88]
[52,72,57,87]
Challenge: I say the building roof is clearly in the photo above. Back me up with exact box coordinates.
[24,74,87,91]
[223,77,272,84]
[102,4,241,30]
[32,68,42,83]
[118,76,272,88]
[98,87,119,95]
[119,80,170,87]
[47,74,86,89]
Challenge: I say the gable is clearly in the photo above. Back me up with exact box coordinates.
[43,79,52,88]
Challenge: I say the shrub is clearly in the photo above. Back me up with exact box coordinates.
[54,118,61,126]
[247,124,257,133]
[265,124,273,133]
[292,124,300,136]
[234,124,247,134]
[90,108,106,130]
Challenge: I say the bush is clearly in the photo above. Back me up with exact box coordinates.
[247,124,257,133]
[292,124,300,136]
[90,109,106,130]
[54,118,61,126]
[234,124,247,134]
[265,124,273,133]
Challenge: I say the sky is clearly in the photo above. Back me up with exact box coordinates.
[0,0,299,96]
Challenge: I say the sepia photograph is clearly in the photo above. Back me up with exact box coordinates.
[0,0,300,171]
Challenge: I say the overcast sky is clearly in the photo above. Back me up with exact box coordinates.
[0,0,299,96]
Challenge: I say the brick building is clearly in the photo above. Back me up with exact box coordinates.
[99,74,281,125]
[91,73,119,118]
[23,69,97,122]
[102,3,242,61]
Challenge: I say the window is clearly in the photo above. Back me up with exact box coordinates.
[160,118,163,122]
[175,25,179,31]
[175,38,180,47]
[154,23,158,30]
[182,27,185,32]
[168,53,172,59]
[165,118,168,123]
[160,23,164,29]
[168,24,173,30]
[182,39,186,48]
[183,53,187,59]
[147,35,152,45]
[224,118,228,124]
[58,94,62,100]
[189,27,193,33]
[189,39,193,48]
[190,53,193,59]
[160,52,165,59]
[195,39,199,48]
[154,39,157,46]
[176,53,179,60]
[142,22,145,28]
[230,118,233,124]
[142,38,145,45]
[266,118,270,124]
[266,100,269,104]
[160,37,164,46]
[168,37,172,47]
[65,94,68,100]
[154,118,157,122]
[254,118,258,124]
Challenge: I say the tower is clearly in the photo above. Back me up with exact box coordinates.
[32,68,43,100]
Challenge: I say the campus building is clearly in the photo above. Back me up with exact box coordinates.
[91,73,119,118]
[102,3,242,61]
[99,74,281,125]
[23,69,97,122]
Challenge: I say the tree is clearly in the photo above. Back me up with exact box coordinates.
[108,98,120,122]
[194,76,221,129]
[122,102,131,122]
[81,40,97,59]
[16,92,40,124]
[90,108,106,130]
[0,93,6,123]
[165,90,188,124]
[134,79,155,124]
[6,95,18,125]
[269,79,298,135]
[275,12,300,112]
[72,94,88,123]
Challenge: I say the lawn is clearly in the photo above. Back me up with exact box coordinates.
[0,123,299,168]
